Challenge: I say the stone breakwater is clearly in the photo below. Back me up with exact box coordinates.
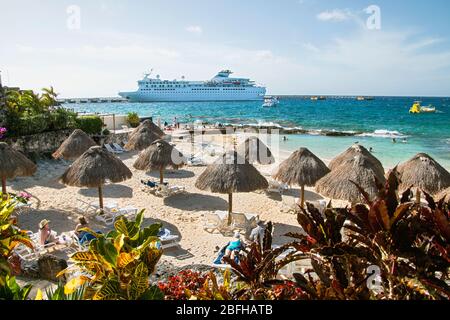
[187,124,358,137]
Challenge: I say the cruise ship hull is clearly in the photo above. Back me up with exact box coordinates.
[119,90,266,102]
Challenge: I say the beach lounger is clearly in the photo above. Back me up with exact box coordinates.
[266,180,289,195]
[114,206,139,220]
[104,143,123,154]
[112,143,126,153]
[155,184,186,197]
[158,228,181,250]
[203,213,227,233]
[230,212,258,234]
[13,201,33,214]
[15,232,71,261]
[76,198,118,215]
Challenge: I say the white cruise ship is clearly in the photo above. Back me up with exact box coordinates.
[119,70,266,102]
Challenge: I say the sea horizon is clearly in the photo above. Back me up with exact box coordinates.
[65,95,450,171]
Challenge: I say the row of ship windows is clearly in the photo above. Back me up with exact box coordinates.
[139,89,258,93]
[140,88,254,91]
[142,84,255,88]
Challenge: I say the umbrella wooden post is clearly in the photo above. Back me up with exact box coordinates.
[300,185,305,208]
[1,176,6,199]
[98,184,104,209]
[159,168,164,184]
[227,193,233,225]
[415,188,421,204]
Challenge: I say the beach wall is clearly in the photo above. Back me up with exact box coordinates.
[99,114,128,130]
[4,130,130,160]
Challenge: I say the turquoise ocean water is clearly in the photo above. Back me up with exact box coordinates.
[66,96,450,170]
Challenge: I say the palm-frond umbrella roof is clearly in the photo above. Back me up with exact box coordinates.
[273,148,330,187]
[125,126,160,151]
[329,144,384,176]
[436,186,450,202]
[195,152,268,194]
[52,129,97,160]
[130,119,164,138]
[0,142,37,179]
[316,154,386,203]
[236,136,275,165]
[397,153,450,194]
[133,139,186,171]
[60,146,132,188]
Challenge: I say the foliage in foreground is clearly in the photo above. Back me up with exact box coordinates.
[59,210,165,300]
[0,197,33,286]
[169,168,449,300]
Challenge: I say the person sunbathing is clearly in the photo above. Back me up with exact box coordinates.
[74,217,100,244]
[221,232,244,263]
[38,219,59,246]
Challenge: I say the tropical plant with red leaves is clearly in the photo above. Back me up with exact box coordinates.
[286,168,450,300]
[158,270,208,300]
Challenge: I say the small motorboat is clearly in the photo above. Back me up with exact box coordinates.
[409,101,436,114]
[262,96,279,107]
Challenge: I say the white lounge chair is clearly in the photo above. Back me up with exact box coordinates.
[112,143,126,153]
[104,143,123,154]
[230,212,258,234]
[155,184,186,197]
[114,206,139,220]
[266,180,289,195]
[13,201,33,214]
[203,213,227,233]
[76,199,118,215]
[158,229,181,250]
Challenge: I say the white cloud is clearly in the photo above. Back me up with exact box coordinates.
[317,9,352,22]
[185,25,203,35]
[302,43,320,53]
[6,28,450,97]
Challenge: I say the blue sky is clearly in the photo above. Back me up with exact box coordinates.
[1,0,450,97]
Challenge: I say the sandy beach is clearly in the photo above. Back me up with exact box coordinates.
[10,130,349,271]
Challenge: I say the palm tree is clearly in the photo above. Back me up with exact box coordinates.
[41,86,59,108]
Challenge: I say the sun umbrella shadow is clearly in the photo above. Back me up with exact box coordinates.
[78,184,133,198]
[146,169,195,179]
[284,188,324,202]
[17,207,81,235]
[163,193,228,211]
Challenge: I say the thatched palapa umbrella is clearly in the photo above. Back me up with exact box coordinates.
[125,126,160,151]
[195,152,268,224]
[397,153,450,198]
[0,142,37,199]
[134,139,186,183]
[316,154,386,204]
[273,148,330,208]
[52,129,97,160]
[436,187,450,202]
[130,119,164,138]
[60,146,132,209]
[329,144,384,177]
[237,136,275,165]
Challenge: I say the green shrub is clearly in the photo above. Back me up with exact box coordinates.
[126,112,140,128]
[75,116,103,134]
[16,114,48,136]
[48,108,77,131]
[102,128,110,136]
